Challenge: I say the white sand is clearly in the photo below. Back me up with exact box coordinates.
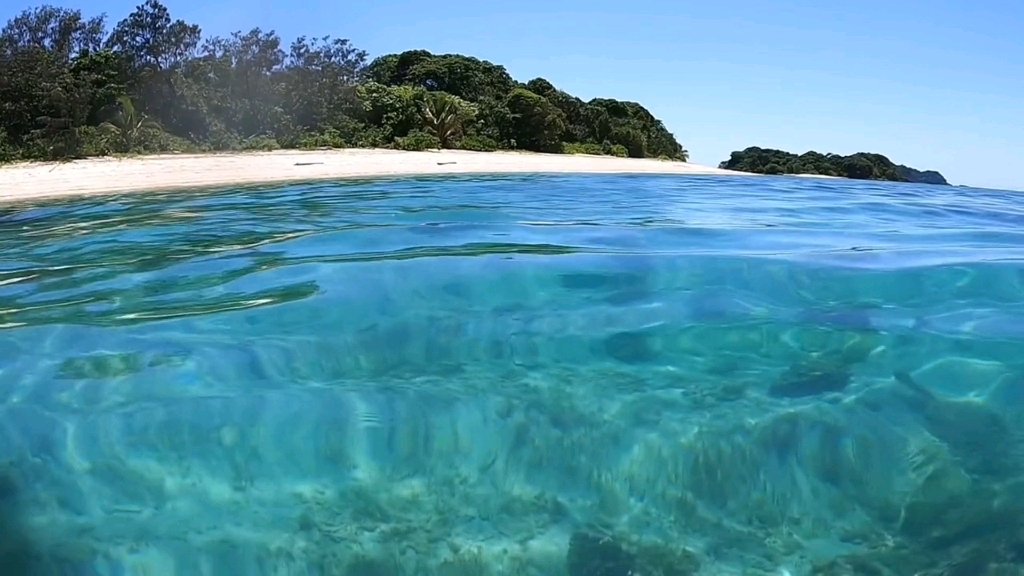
[0,148,744,204]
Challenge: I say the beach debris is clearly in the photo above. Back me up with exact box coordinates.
[293,162,324,166]
[437,161,457,165]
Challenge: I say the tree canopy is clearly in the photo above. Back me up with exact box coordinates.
[719,147,948,185]
[0,2,688,161]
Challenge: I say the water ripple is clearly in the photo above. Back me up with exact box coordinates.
[1,175,1024,332]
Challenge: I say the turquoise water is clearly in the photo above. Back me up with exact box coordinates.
[2,174,1024,575]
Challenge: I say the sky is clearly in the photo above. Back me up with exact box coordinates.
[4,0,1023,191]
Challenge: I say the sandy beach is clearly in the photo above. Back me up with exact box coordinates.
[0,148,743,204]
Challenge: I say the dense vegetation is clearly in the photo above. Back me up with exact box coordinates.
[894,165,948,185]
[720,147,948,185]
[0,2,687,163]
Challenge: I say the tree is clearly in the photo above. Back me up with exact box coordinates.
[106,0,201,137]
[418,91,475,148]
[366,50,515,102]
[106,0,200,70]
[356,81,425,141]
[0,8,131,159]
[526,77,590,143]
[0,5,105,63]
[2,4,689,161]
[586,98,687,160]
[281,35,367,130]
[198,28,286,139]
[503,88,565,153]
[610,126,647,158]
[98,95,160,151]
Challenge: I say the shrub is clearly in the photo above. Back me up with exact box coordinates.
[458,134,499,151]
[503,88,565,152]
[352,126,390,148]
[290,128,347,150]
[77,126,115,156]
[562,142,604,155]
[0,130,18,163]
[394,130,440,151]
[241,135,280,151]
[609,144,628,158]
[610,126,647,158]
[419,91,476,148]
[154,132,199,153]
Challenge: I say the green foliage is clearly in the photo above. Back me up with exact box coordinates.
[27,122,84,160]
[587,98,688,160]
[458,134,498,152]
[720,146,948,184]
[290,127,348,149]
[147,130,197,153]
[393,129,440,151]
[366,50,515,102]
[240,135,280,151]
[896,165,949,185]
[356,81,425,140]
[77,125,115,156]
[98,95,161,152]
[562,142,603,155]
[0,4,687,161]
[0,130,17,162]
[610,126,647,158]
[503,88,565,153]
[418,91,475,148]
[562,141,630,158]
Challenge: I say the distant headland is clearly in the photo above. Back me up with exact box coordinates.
[719,147,949,185]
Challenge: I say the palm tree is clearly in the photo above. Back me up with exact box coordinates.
[418,92,475,149]
[99,95,161,153]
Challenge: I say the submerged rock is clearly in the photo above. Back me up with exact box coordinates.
[567,532,635,576]
[343,553,401,576]
[566,531,700,576]
[893,371,1021,478]
[635,541,701,576]
[0,466,32,576]
[604,331,659,364]
[810,545,931,576]
[769,357,851,398]
[56,350,188,380]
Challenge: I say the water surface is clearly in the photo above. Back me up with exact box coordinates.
[2,174,1024,575]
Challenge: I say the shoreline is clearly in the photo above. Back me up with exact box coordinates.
[0,148,747,205]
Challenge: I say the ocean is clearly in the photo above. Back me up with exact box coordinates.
[2,173,1024,575]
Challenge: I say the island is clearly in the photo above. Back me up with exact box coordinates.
[0,1,686,164]
[719,147,949,185]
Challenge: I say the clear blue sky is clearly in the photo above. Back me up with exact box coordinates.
[6,0,1023,190]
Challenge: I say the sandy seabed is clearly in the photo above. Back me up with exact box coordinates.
[0,149,743,204]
